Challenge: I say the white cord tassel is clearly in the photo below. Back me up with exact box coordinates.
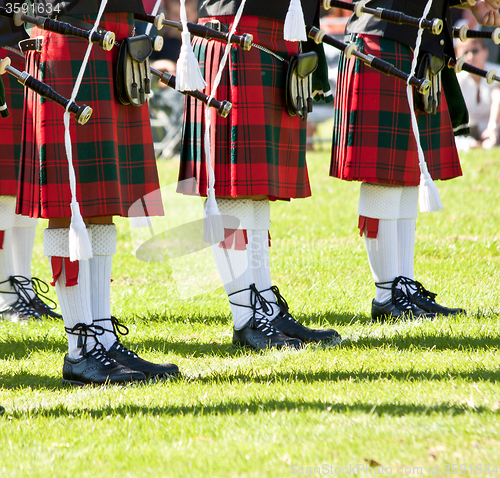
[406,85,443,212]
[284,0,307,42]
[64,111,92,261]
[62,0,109,260]
[203,187,224,244]
[406,0,442,213]
[176,0,206,91]
[69,201,93,261]
[201,0,247,243]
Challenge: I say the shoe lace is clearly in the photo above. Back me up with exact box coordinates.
[228,284,280,336]
[375,278,413,311]
[393,276,438,304]
[88,343,115,366]
[64,322,106,357]
[2,275,57,313]
[92,316,138,357]
[229,283,274,318]
[391,277,418,311]
[30,276,59,311]
[252,315,280,337]
[270,285,297,322]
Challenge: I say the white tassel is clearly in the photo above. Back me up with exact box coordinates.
[176,0,206,91]
[69,201,93,261]
[284,0,307,42]
[418,164,443,213]
[203,188,224,244]
[176,32,206,91]
[405,0,442,213]
[63,0,107,262]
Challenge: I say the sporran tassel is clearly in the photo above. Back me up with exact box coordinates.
[176,0,206,91]
[284,0,307,41]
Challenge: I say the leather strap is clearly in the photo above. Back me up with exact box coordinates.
[19,37,43,53]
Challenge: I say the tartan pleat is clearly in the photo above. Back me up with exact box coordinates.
[178,15,310,200]
[17,13,162,219]
[0,51,24,196]
[331,34,461,187]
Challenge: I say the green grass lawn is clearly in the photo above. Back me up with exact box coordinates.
[1,146,500,478]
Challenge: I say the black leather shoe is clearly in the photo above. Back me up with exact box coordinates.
[107,341,179,379]
[233,316,302,350]
[31,294,62,319]
[0,299,40,322]
[402,278,466,316]
[371,298,433,321]
[270,311,341,344]
[62,344,145,386]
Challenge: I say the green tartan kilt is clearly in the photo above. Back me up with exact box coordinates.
[330,34,462,186]
[178,15,310,200]
[0,50,24,197]
[17,13,162,219]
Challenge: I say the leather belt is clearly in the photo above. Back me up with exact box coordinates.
[204,20,230,34]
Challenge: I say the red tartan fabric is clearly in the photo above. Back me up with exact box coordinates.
[331,35,461,187]
[178,15,310,200]
[0,51,24,197]
[17,13,162,219]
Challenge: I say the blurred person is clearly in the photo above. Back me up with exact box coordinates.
[330,0,500,320]
[17,0,179,385]
[178,0,340,349]
[0,12,60,322]
[455,37,500,150]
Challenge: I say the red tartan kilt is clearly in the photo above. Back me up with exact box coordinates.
[331,34,462,186]
[178,15,310,200]
[17,13,162,219]
[0,51,24,196]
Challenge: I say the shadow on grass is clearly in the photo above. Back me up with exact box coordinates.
[0,338,67,359]
[2,364,500,391]
[4,398,495,419]
[2,331,499,362]
[344,334,500,351]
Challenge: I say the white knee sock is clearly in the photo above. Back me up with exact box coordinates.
[88,224,117,350]
[212,199,259,330]
[12,215,39,299]
[397,187,418,280]
[246,200,280,317]
[397,219,416,280]
[359,184,403,304]
[364,219,399,303]
[0,196,17,310]
[44,228,95,358]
